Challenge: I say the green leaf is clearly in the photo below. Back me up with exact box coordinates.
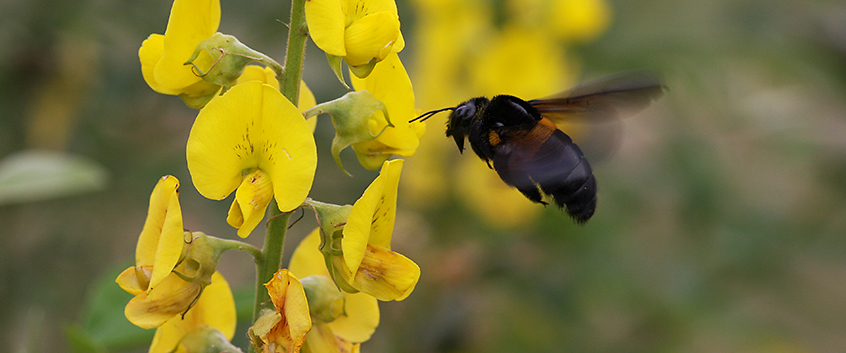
[64,265,154,352]
[0,150,108,205]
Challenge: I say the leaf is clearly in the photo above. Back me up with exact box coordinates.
[0,150,108,205]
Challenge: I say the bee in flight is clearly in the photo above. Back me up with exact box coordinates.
[410,71,667,224]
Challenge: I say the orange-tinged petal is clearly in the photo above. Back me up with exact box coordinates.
[186,81,317,214]
[148,272,236,353]
[351,244,420,301]
[264,270,312,353]
[226,170,274,238]
[154,0,220,90]
[306,0,347,56]
[139,34,180,95]
[342,12,399,66]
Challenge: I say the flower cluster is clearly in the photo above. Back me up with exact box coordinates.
[118,0,423,352]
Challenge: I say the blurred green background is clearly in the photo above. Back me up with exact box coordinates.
[3,0,846,352]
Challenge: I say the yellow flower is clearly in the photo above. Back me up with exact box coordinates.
[349,53,425,170]
[237,65,318,132]
[305,0,405,77]
[252,269,312,353]
[115,176,197,329]
[290,228,380,352]
[337,159,420,301]
[139,0,221,106]
[186,81,318,238]
[148,271,237,353]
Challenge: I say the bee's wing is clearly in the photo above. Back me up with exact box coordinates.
[528,70,667,122]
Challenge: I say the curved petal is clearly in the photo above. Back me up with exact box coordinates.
[148,272,236,353]
[139,34,180,95]
[227,170,274,238]
[364,159,401,248]
[124,272,201,329]
[135,175,184,291]
[351,244,419,301]
[115,266,144,296]
[154,0,221,90]
[237,65,278,86]
[343,12,399,66]
[306,0,347,56]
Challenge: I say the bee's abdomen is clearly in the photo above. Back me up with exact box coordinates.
[493,127,597,223]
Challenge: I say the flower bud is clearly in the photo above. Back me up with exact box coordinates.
[186,33,283,94]
[303,91,393,175]
[174,325,242,353]
[300,275,345,324]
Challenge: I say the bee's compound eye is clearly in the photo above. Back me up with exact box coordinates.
[493,122,504,128]
[455,104,476,119]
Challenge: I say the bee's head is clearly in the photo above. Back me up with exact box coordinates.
[410,97,490,153]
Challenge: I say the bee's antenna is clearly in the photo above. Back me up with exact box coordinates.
[410,107,455,123]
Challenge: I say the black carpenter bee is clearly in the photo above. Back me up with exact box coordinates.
[411,71,666,224]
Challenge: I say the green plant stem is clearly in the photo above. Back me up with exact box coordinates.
[252,211,290,323]
[250,0,308,327]
[280,0,308,104]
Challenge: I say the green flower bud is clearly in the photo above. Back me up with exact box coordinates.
[185,33,284,94]
[300,275,345,323]
[303,90,393,175]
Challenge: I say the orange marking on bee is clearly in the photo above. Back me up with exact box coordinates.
[489,131,501,146]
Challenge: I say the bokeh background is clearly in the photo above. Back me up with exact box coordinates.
[3,0,846,352]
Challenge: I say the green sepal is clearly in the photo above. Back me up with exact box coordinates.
[349,58,377,79]
[326,53,350,89]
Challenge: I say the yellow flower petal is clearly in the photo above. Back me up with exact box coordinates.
[149,272,236,353]
[343,159,402,272]
[186,81,317,214]
[342,12,400,66]
[350,53,419,151]
[327,291,379,342]
[135,175,184,291]
[115,267,144,296]
[227,170,274,238]
[345,0,400,22]
[351,244,420,301]
[139,34,180,95]
[306,0,347,56]
[237,65,278,86]
[124,272,201,329]
[154,0,220,90]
